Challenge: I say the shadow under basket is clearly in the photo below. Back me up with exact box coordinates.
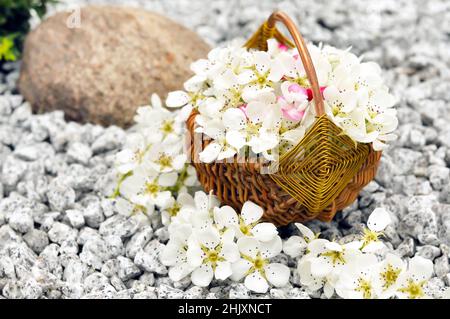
[186,11,382,226]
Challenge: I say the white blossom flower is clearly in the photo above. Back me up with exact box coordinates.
[161,223,194,282]
[114,132,158,175]
[186,226,240,286]
[335,253,379,299]
[170,191,220,232]
[114,196,154,218]
[395,256,434,299]
[222,92,282,156]
[231,236,290,293]
[283,222,317,258]
[238,50,284,99]
[119,161,177,209]
[373,253,406,298]
[134,94,184,141]
[213,201,277,242]
[307,240,362,278]
[295,226,362,297]
[358,207,392,252]
[160,192,195,226]
[147,149,187,173]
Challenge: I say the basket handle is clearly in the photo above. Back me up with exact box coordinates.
[246,11,325,116]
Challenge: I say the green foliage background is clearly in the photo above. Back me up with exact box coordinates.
[0,0,56,62]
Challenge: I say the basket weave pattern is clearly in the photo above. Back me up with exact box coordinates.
[186,12,382,226]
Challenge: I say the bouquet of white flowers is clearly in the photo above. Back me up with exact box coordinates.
[166,11,398,225]
[167,27,397,163]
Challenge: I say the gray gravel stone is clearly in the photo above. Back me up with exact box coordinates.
[229,284,251,299]
[434,255,450,278]
[67,142,93,165]
[418,233,441,246]
[1,156,28,190]
[429,166,450,191]
[14,143,54,162]
[117,256,141,281]
[46,179,76,211]
[126,226,153,259]
[80,237,111,270]
[8,208,34,233]
[184,286,204,299]
[48,222,78,244]
[66,209,85,228]
[23,229,49,253]
[416,245,441,260]
[83,202,105,228]
[99,215,139,239]
[91,126,125,154]
[395,238,415,258]
[157,284,184,299]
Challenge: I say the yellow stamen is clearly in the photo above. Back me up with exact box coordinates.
[355,277,373,299]
[322,250,346,265]
[380,264,402,290]
[360,228,383,250]
[201,244,225,270]
[157,154,173,170]
[160,120,174,136]
[145,181,160,195]
[398,279,426,299]
[167,202,181,217]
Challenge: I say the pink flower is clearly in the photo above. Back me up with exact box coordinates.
[278,43,289,51]
[281,105,305,122]
[288,83,306,94]
[306,86,327,101]
[278,83,309,122]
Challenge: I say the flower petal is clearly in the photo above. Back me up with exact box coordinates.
[198,227,221,250]
[191,264,214,287]
[161,242,183,266]
[226,130,246,149]
[186,244,204,267]
[325,241,343,252]
[244,271,269,293]
[310,256,333,277]
[408,256,433,281]
[367,208,391,232]
[283,236,306,258]
[220,242,240,262]
[237,237,259,259]
[215,261,233,280]
[166,91,190,108]
[213,206,239,229]
[230,259,252,281]
[169,263,192,282]
[295,223,315,242]
[264,263,290,287]
[251,223,278,242]
[241,201,264,225]
[199,142,222,163]
[259,236,282,259]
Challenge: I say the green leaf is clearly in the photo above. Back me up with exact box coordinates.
[0,36,17,61]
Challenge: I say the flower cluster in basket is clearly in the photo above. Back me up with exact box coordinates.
[108,96,442,299]
[166,39,398,163]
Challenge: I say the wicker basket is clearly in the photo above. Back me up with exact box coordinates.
[186,11,382,226]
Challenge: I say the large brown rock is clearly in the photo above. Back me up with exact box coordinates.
[18,5,210,127]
